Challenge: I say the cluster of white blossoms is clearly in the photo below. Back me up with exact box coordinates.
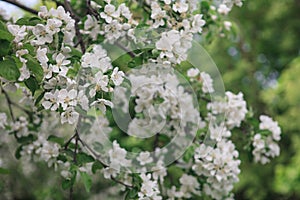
[116,64,203,155]
[208,91,248,129]
[150,0,206,64]
[138,173,162,200]
[187,67,215,94]
[83,0,137,43]
[193,141,241,200]
[252,115,281,164]
[0,1,283,200]
[21,135,60,167]
[11,116,29,138]
[167,174,200,199]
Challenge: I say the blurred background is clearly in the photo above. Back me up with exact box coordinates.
[0,0,300,199]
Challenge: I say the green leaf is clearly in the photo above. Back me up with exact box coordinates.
[77,152,95,165]
[183,145,196,162]
[0,167,10,174]
[23,44,35,55]
[24,54,43,82]
[0,29,14,42]
[0,20,7,30]
[25,76,39,95]
[62,169,77,190]
[16,134,37,144]
[91,160,103,174]
[80,171,92,193]
[201,1,210,13]
[0,59,20,81]
[16,17,43,26]
[34,90,45,106]
[15,145,23,159]
[0,39,11,57]
[48,135,64,146]
[125,189,138,200]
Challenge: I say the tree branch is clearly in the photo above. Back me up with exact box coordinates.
[0,0,38,15]
[86,0,99,19]
[114,41,136,58]
[63,0,86,53]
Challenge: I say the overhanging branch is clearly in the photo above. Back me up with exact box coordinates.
[1,0,38,15]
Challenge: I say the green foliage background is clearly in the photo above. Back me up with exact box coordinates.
[206,0,300,199]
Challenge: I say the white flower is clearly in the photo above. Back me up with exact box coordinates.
[12,117,29,138]
[193,141,241,199]
[52,53,71,75]
[90,99,113,113]
[111,67,125,86]
[118,3,132,19]
[77,90,89,111]
[200,72,214,93]
[108,140,131,170]
[39,141,60,163]
[84,15,100,40]
[208,92,248,129]
[61,107,79,124]
[209,123,231,141]
[259,115,281,141]
[151,160,167,181]
[0,113,7,129]
[58,89,78,110]
[253,134,265,150]
[49,6,70,22]
[187,68,200,78]
[137,151,153,165]
[32,24,53,45]
[173,1,189,13]
[224,21,232,31]
[167,186,184,200]
[218,4,230,15]
[138,173,162,200]
[164,0,171,4]
[81,45,112,72]
[46,18,62,35]
[37,47,49,66]
[38,6,49,18]
[89,72,109,97]
[7,25,27,43]
[18,63,30,81]
[252,116,281,164]
[42,90,60,111]
[100,4,119,23]
[103,167,118,179]
[151,3,167,28]
[156,30,180,52]
[192,14,206,33]
[103,19,123,42]
[179,174,199,198]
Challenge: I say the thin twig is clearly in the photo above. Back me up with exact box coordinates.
[114,41,136,58]
[75,130,134,188]
[1,86,15,121]
[111,176,133,188]
[153,133,159,150]
[63,0,86,53]
[86,0,99,19]
[0,0,38,15]
[64,133,77,150]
